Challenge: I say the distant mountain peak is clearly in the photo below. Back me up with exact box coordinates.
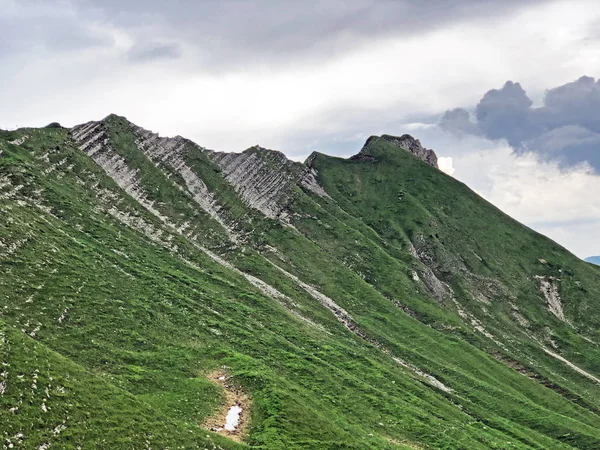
[356,134,439,168]
[585,256,600,265]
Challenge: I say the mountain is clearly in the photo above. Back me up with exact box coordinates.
[585,256,600,266]
[1,114,600,449]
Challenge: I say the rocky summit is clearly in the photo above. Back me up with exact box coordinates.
[1,114,600,449]
[354,134,439,168]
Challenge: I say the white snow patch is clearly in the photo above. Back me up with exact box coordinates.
[224,405,243,431]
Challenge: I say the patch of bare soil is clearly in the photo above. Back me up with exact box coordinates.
[202,370,251,442]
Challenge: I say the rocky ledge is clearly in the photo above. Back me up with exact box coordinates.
[356,134,438,168]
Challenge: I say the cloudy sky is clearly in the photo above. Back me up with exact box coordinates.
[2,0,600,258]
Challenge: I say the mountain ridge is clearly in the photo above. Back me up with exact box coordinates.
[1,115,600,449]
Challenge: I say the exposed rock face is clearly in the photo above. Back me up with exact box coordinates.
[69,121,171,224]
[69,116,331,228]
[356,134,438,167]
[208,146,329,220]
[380,134,438,168]
[298,166,330,199]
[208,147,300,220]
[127,123,238,241]
[535,275,566,322]
[270,260,452,393]
[69,120,317,323]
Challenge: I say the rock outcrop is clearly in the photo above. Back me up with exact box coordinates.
[381,134,438,168]
[208,147,302,220]
[357,134,438,168]
[127,122,238,240]
[208,146,330,221]
[70,116,331,226]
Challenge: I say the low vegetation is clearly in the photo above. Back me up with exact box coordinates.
[1,118,599,449]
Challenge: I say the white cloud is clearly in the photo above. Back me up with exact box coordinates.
[2,0,600,258]
[3,0,600,154]
[438,157,455,175]
[450,142,600,258]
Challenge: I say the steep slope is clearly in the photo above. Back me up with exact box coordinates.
[0,321,241,449]
[298,137,600,402]
[1,117,600,449]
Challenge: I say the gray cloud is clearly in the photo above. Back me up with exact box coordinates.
[526,125,600,169]
[439,108,481,136]
[127,42,182,62]
[440,76,600,170]
[70,0,549,68]
[534,76,600,133]
[0,3,113,59]
[475,81,534,146]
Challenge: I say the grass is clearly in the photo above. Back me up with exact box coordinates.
[0,121,599,448]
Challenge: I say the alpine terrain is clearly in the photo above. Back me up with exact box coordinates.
[1,115,600,449]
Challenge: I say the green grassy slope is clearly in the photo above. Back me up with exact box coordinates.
[1,121,599,449]
[0,320,244,449]
[304,137,600,366]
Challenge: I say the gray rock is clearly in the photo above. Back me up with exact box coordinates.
[355,134,438,167]
[380,134,439,168]
[209,146,329,221]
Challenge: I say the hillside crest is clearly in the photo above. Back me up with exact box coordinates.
[1,114,599,449]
